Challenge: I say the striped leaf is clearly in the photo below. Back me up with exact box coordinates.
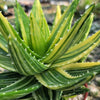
[0,54,16,72]
[19,97,33,100]
[14,7,21,35]
[0,12,40,58]
[0,34,8,53]
[0,48,8,57]
[47,12,73,52]
[0,75,41,100]
[71,14,94,46]
[35,67,94,90]
[32,0,50,40]
[0,16,9,40]
[32,86,49,100]
[8,36,49,76]
[53,5,61,27]
[32,86,62,100]
[0,72,22,89]
[62,86,89,98]
[16,3,30,46]
[36,62,100,90]
[62,62,100,76]
[0,48,15,72]
[0,12,16,40]
[46,0,79,50]
[76,14,94,62]
[30,13,46,56]
[42,4,95,63]
[52,30,100,67]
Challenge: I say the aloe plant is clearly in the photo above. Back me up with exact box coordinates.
[0,0,100,99]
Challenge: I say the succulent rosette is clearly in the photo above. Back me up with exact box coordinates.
[0,0,100,99]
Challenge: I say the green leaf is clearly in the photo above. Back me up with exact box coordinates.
[0,12,40,58]
[63,62,100,76]
[0,72,22,89]
[0,54,16,72]
[14,7,21,35]
[0,34,8,53]
[35,67,94,90]
[32,86,62,100]
[69,14,94,62]
[36,62,100,90]
[0,15,9,40]
[71,13,94,46]
[62,86,89,97]
[52,30,100,67]
[16,3,30,46]
[46,0,79,50]
[0,75,41,100]
[8,36,49,75]
[19,97,33,100]
[53,5,61,27]
[0,48,7,56]
[30,13,46,56]
[31,0,50,40]
[54,90,63,100]
[47,13,73,52]
[32,86,48,100]
[42,4,95,63]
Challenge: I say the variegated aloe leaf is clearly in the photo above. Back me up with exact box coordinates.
[53,5,61,27]
[0,10,49,75]
[0,54,15,72]
[47,12,73,52]
[46,0,79,51]
[30,13,46,56]
[42,4,95,63]
[0,12,40,58]
[59,62,100,75]
[8,35,49,75]
[0,42,16,72]
[0,72,41,100]
[36,62,100,90]
[0,33,8,53]
[36,69,94,90]
[15,2,30,47]
[71,13,94,46]
[52,30,100,67]
[32,86,62,100]
[0,72,22,88]
[14,7,20,34]
[30,0,50,56]
[62,86,89,98]
[0,48,7,56]
[19,97,33,100]
[48,13,93,62]
[32,0,50,40]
